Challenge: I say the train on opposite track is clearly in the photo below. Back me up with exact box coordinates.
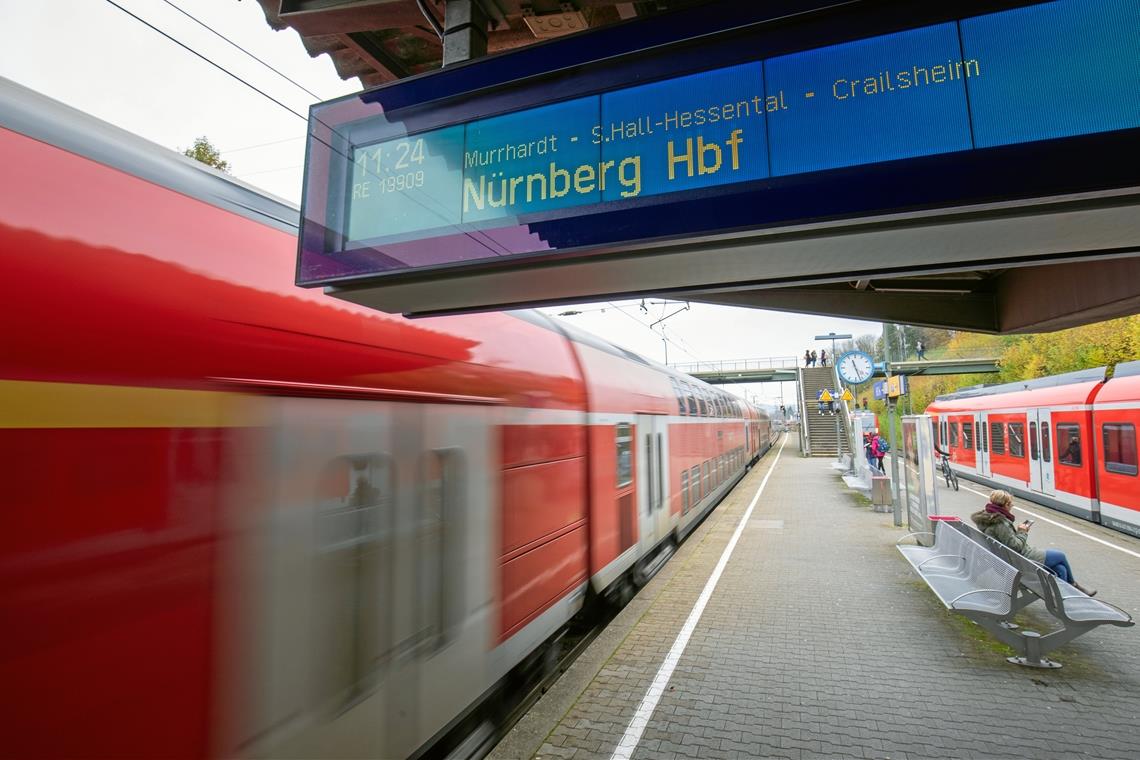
[0,78,777,759]
[926,362,1140,538]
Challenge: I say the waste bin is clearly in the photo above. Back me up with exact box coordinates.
[871,476,891,513]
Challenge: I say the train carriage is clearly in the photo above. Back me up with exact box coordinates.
[1092,364,1140,536]
[927,362,1140,538]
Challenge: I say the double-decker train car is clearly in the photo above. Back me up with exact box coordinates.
[0,79,775,759]
[926,362,1140,537]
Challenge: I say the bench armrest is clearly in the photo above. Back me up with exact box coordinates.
[949,588,1011,607]
[896,531,935,546]
[917,554,965,570]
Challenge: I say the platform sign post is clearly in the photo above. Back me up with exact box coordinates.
[883,324,902,525]
[901,415,940,545]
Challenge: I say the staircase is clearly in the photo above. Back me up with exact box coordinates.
[798,366,851,457]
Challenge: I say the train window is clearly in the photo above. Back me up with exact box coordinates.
[681,470,690,514]
[418,449,466,654]
[697,388,708,417]
[671,378,686,415]
[616,423,633,487]
[990,422,1005,455]
[1103,423,1138,476]
[1029,422,1038,460]
[1008,423,1025,458]
[646,435,655,513]
[702,461,710,496]
[979,422,986,452]
[949,423,959,448]
[962,422,974,450]
[690,466,700,505]
[940,421,948,446]
[656,433,664,509]
[317,454,392,705]
[1041,423,1051,462]
[1057,423,1082,467]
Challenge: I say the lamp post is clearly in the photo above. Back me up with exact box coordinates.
[883,323,903,526]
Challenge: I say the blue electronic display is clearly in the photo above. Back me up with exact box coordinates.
[308,0,1140,283]
[961,0,1140,147]
[764,22,974,176]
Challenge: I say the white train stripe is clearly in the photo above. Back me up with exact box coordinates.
[610,433,788,760]
[959,484,1140,559]
[497,407,757,426]
[1092,400,1140,411]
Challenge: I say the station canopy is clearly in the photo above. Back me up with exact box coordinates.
[266,0,1140,332]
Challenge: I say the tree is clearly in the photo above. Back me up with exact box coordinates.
[182,136,230,173]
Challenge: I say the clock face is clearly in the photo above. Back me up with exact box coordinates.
[838,351,874,384]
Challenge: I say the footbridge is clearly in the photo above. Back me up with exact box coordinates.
[672,354,1000,385]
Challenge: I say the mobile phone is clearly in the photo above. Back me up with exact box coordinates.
[1024,519,1035,527]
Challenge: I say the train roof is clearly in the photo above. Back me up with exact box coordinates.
[1096,361,1140,404]
[933,366,1108,402]
[0,76,298,234]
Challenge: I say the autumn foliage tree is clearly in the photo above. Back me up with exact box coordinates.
[863,315,1140,441]
[182,136,230,173]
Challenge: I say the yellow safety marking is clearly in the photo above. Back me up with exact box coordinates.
[819,390,834,402]
[0,380,265,429]
[841,388,854,402]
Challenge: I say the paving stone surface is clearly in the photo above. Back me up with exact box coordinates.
[495,433,1140,760]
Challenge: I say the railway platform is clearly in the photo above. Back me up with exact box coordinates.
[491,433,1140,760]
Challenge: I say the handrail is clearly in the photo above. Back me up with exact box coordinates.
[670,356,799,374]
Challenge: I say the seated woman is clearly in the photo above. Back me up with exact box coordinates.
[971,489,1096,597]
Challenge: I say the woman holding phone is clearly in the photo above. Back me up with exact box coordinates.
[971,489,1096,596]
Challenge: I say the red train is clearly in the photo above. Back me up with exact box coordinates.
[0,79,775,758]
[926,363,1140,537]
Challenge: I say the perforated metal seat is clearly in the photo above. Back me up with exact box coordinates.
[898,522,1018,617]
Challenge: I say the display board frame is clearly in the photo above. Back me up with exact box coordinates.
[297,0,1140,304]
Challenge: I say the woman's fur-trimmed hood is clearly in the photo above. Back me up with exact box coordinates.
[971,509,1007,528]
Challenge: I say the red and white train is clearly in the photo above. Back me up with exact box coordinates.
[926,363,1140,537]
[0,79,776,758]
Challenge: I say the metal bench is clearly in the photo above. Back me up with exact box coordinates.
[943,519,1134,668]
[898,521,1083,668]
[897,521,1023,621]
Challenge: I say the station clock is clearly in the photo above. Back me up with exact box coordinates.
[837,350,875,385]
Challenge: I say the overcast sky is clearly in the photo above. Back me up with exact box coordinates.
[0,0,882,407]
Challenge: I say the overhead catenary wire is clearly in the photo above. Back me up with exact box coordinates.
[103,0,311,124]
[220,135,306,154]
[100,0,506,261]
[605,301,700,362]
[157,0,324,100]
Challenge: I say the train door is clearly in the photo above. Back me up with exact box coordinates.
[1029,409,1057,498]
[637,414,670,552]
[976,412,990,477]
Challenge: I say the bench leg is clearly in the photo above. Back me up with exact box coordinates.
[1005,630,1062,669]
[967,616,1071,668]
[1002,587,1040,629]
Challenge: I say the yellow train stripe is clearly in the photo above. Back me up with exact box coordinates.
[0,380,265,429]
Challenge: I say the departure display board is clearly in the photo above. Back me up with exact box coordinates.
[300,0,1140,286]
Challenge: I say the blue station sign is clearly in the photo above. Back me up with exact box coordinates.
[297,0,1140,298]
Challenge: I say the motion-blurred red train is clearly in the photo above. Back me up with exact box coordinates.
[926,363,1140,537]
[0,80,776,758]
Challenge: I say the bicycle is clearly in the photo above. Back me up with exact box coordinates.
[939,454,959,491]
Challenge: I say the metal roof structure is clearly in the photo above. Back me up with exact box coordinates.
[253,0,710,87]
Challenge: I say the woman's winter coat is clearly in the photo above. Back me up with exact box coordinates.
[970,508,1046,562]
